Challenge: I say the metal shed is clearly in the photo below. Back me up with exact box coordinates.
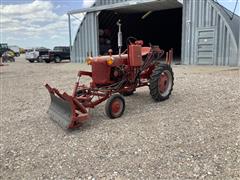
[68,0,240,66]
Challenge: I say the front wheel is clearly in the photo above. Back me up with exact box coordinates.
[105,94,125,119]
[149,64,174,101]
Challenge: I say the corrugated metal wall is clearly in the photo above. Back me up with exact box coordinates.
[96,0,130,6]
[239,23,240,66]
[71,12,99,63]
[182,0,239,66]
[71,0,240,66]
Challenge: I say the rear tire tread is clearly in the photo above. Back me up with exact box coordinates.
[149,64,174,101]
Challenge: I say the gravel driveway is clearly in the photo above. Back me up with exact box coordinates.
[0,56,239,179]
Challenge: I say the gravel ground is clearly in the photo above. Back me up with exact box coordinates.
[0,56,239,179]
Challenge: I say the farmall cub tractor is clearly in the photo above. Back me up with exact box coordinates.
[45,21,174,129]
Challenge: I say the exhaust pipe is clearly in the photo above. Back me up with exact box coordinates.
[117,19,122,55]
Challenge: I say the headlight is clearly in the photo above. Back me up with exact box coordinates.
[107,57,114,65]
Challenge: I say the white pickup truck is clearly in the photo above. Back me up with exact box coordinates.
[25,47,50,63]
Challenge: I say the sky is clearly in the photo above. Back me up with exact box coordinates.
[0,0,239,49]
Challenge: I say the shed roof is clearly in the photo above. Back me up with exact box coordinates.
[68,0,182,14]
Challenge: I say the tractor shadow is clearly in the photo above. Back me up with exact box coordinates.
[69,88,180,134]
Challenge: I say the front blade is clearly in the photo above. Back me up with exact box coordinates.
[47,93,73,129]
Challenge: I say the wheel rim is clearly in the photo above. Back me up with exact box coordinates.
[158,70,172,97]
[111,99,123,117]
[55,57,60,62]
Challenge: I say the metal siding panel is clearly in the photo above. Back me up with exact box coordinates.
[94,13,99,56]
[229,38,234,65]
[185,0,192,64]
[190,0,197,65]
[181,0,186,64]
[71,44,75,62]
[216,14,221,65]
[92,13,97,56]
[73,31,76,62]
[76,38,78,62]
[82,23,86,61]
[203,0,207,27]
[196,0,199,27]
[76,36,79,62]
[92,13,96,57]
[210,5,214,26]
[199,0,203,27]
[86,16,90,57]
[220,21,225,66]
[182,0,189,64]
[212,7,216,26]
[78,31,81,62]
[90,14,94,57]
[202,0,205,27]
[206,1,210,27]
[88,14,92,58]
[225,33,230,66]
[223,27,228,66]
[239,23,240,66]
[83,21,87,60]
[197,0,201,27]
[86,18,90,57]
[229,37,238,66]
[89,15,93,55]
[79,24,84,62]
[218,18,223,65]
[84,16,88,59]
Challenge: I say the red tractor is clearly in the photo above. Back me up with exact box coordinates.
[45,21,174,129]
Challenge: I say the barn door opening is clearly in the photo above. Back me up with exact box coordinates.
[98,7,183,63]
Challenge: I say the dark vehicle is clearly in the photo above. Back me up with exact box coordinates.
[26,47,50,63]
[46,46,70,63]
[0,43,15,62]
[0,43,9,57]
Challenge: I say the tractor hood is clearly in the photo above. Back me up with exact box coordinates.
[92,47,151,61]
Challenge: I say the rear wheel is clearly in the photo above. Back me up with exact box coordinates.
[45,59,51,63]
[54,56,61,63]
[105,94,125,119]
[29,59,34,63]
[149,64,174,101]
